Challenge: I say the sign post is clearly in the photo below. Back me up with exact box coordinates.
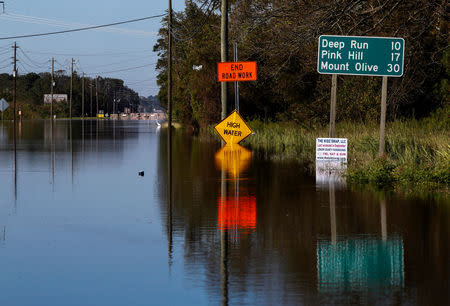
[233,43,240,112]
[379,76,388,157]
[330,75,337,138]
[216,60,257,144]
[317,35,405,156]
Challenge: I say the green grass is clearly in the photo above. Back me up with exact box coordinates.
[232,109,450,192]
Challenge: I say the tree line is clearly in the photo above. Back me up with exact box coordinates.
[0,72,141,119]
[154,0,448,128]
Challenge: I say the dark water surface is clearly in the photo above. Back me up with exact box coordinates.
[0,120,448,305]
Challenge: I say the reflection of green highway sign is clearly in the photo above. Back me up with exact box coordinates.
[317,236,404,291]
[318,35,404,77]
[0,98,9,112]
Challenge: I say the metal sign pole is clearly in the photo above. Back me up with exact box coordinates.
[234,43,239,112]
[329,74,337,138]
[379,76,388,157]
[221,0,229,120]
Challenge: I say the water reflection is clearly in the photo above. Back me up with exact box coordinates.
[1,120,143,194]
[317,235,404,292]
[50,120,55,191]
[217,192,257,235]
[317,165,405,301]
[216,143,255,237]
[167,122,173,266]
[316,161,346,189]
[0,121,446,305]
[216,143,255,306]
[157,132,448,304]
[215,144,252,179]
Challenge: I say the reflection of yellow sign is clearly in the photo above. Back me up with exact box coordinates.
[214,110,252,144]
[215,144,252,178]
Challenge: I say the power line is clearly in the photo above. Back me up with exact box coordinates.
[0,56,11,63]
[19,47,155,57]
[82,55,158,70]
[171,0,219,42]
[84,62,157,76]
[1,12,159,36]
[74,61,82,73]
[0,13,166,40]
[126,79,158,85]
[18,48,49,68]
[18,62,31,74]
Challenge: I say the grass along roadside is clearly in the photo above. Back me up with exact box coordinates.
[237,113,449,191]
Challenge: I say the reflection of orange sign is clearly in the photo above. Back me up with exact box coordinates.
[215,144,252,178]
[218,61,257,82]
[218,195,256,233]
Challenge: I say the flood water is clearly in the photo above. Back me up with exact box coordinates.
[0,120,448,305]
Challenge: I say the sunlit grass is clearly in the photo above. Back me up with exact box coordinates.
[238,113,449,191]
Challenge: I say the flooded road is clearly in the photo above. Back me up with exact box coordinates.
[0,120,448,305]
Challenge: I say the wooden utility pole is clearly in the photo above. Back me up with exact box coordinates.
[233,42,239,112]
[168,0,173,130]
[81,73,85,118]
[380,198,387,241]
[329,74,337,138]
[70,58,74,119]
[51,57,54,120]
[221,0,229,120]
[379,76,388,157]
[220,3,230,299]
[90,80,93,117]
[96,76,99,117]
[167,0,173,243]
[113,91,116,114]
[12,42,17,153]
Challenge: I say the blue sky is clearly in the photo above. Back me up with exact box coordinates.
[0,0,187,97]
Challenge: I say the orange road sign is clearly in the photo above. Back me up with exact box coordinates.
[217,61,257,82]
[214,110,252,144]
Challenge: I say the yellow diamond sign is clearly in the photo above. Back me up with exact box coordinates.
[214,110,252,144]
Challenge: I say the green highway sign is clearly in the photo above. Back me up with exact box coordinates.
[317,35,405,77]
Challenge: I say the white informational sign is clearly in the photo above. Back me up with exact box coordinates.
[44,94,68,104]
[316,138,347,163]
[316,138,348,189]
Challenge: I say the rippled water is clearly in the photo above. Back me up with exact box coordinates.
[0,120,448,305]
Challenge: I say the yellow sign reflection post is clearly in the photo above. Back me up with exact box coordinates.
[215,144,255,235]
[215,110,253,303]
